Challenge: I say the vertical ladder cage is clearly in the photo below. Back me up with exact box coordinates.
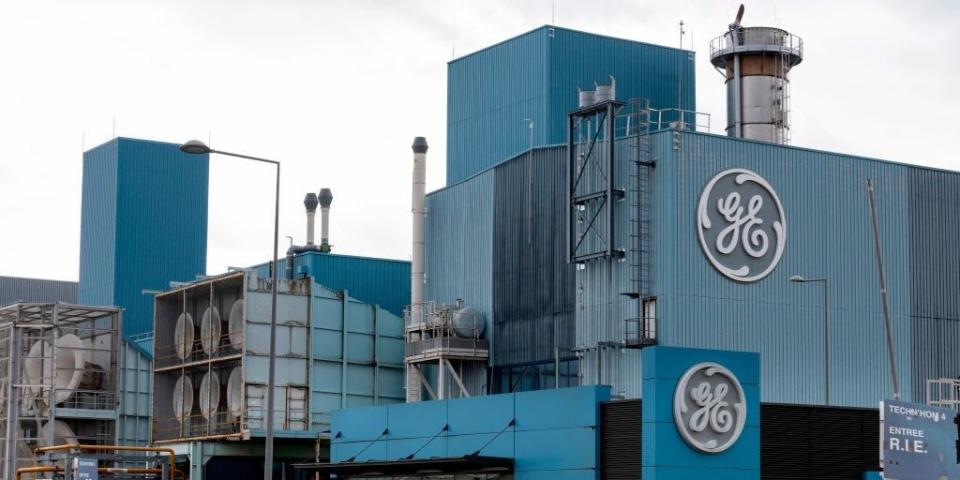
[624,99,657,347]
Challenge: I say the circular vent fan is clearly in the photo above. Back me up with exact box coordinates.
[228,300,244,349]
[199,371,221,420]
[201,306,221,356]
[227,366,243,419]
[173,374,194,420]
[174,312,195,360]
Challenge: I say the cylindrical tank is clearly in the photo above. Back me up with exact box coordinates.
[709,26,803,144]
[451,307,484,338]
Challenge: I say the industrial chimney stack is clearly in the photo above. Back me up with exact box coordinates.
[407,136,428,402]
[303,192,319,246]
[709,4,803,144]
[318,188,333,253]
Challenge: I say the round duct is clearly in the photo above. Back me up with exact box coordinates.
[174,312,195,360]
[228,300,244,349]
[226,366,243,419]
[198,371,221,420]
[201,306,221,356]
[39,420,78,446]
[173,374,194,420]
[24,334,87,406]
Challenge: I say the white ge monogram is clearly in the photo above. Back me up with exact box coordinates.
[674,362,746,454]
[697,168,786,282]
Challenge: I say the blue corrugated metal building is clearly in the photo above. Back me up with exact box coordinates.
[78,137,209,337]
[259,251,410,318]
[425,129,960,408]
[446,25,695,185]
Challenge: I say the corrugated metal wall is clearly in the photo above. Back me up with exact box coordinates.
[116,339,153,446]
[424,171,495,332]
[0,276,77,305]
[493,147,575,367]
[79,137,209,337]
[79,139,119,307]
[908,168,960,401]
[446,25,695,185]
[296,252,410,318]
[653,131,915,407]
[428,128,960,407]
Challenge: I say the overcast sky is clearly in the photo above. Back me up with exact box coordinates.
[1,0,957,282]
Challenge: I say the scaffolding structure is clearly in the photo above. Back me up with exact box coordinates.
[0,302,121,479]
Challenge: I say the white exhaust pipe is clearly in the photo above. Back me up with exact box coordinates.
[319,188,333,252]
[408,136,428,402]
[304,192,319,245]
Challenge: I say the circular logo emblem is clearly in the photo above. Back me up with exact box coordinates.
[697,168,786,282]
[673,362,747,454]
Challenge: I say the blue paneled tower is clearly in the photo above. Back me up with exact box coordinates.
[79,137,209,337]
[446,25,695,185]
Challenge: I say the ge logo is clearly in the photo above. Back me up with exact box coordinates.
[697,168,785,282]
[673,362,747,454]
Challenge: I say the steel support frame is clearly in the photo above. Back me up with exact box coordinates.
[567,100,623,264]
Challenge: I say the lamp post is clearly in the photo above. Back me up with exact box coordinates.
[790,274,829,405]
[180,139,280,479]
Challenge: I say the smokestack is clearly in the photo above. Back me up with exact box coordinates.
[408,136,428,403]
[303,192,319,245]
[709,5,803,143]
[318,188,333,252]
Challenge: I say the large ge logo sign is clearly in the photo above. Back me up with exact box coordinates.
[697,168,786,282]
[674,362,747,454]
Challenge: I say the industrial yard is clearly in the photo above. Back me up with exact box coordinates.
[1,1,959,479]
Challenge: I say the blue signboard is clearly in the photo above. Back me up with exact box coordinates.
[882,399,960,480]
[73,457,98,480]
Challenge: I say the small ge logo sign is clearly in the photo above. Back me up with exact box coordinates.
[697,168,785,282]
[674,362,747,454]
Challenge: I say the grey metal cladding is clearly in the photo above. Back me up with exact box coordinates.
[0,276,78,306]
[908,168,960,401]
[492,147,576,366]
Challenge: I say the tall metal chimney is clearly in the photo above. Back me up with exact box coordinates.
[303,192,319,245]
[318,188,333,253]
[709,4,803,144]
[407,136,428,402]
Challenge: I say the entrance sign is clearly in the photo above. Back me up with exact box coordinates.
[881,399,960,480]
[697,168,786,282]
[73,457,99,480]
[673,362,747,453]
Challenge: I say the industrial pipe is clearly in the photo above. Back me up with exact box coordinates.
[407,137,428,403]
[319,188,333,252]
[304,192,319,246]
[16,466,163,480]
[32,443,177,477]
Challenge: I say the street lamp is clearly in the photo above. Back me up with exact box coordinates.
[180,139,281,479]
[789,274,829,405]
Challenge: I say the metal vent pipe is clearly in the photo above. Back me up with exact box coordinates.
[319,188,333,251]
[304,192,319,245]
[408,136,428,403]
